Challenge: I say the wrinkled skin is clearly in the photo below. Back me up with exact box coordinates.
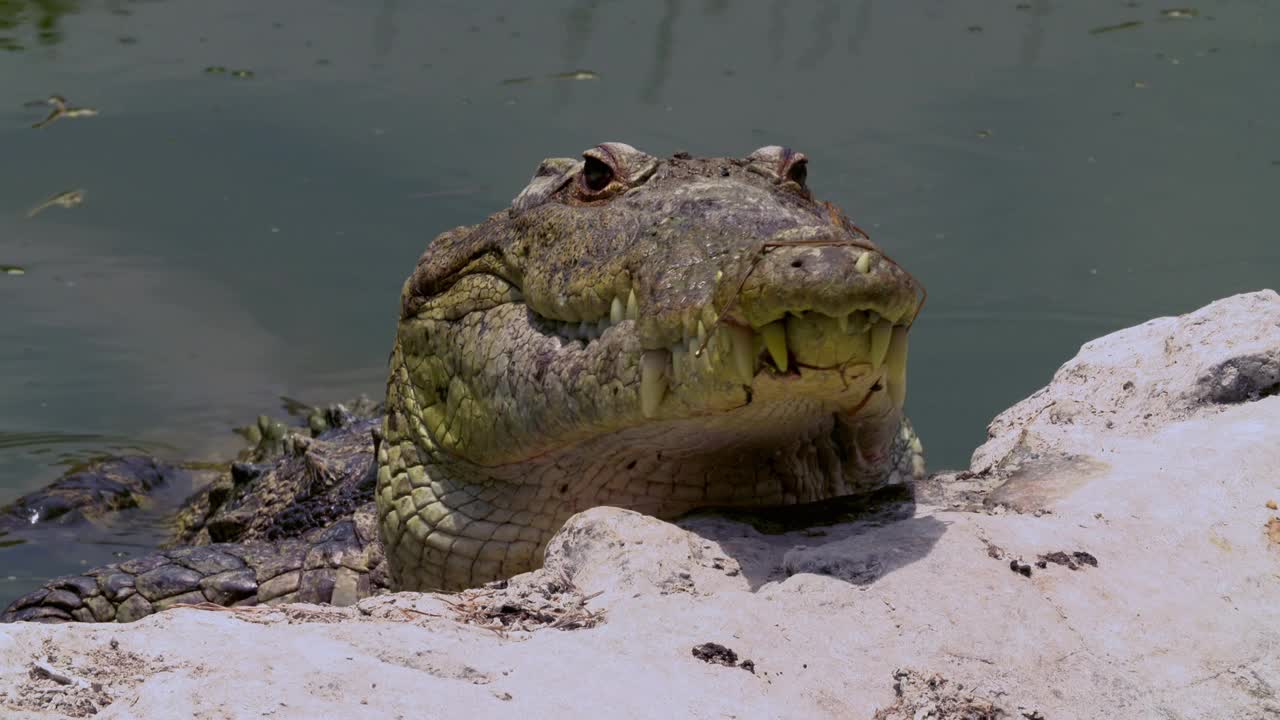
[2,143,924,622]
[378,143,924,591]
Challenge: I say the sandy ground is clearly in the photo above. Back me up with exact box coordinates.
[1,290,1277,719]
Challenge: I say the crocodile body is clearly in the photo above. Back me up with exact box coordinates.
[3,143,924,622]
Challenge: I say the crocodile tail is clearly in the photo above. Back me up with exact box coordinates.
[1,506,389,624]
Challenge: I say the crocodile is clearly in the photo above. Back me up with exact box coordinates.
[2,143,925,622]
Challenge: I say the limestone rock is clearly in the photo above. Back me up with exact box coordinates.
[1,291,1277,719]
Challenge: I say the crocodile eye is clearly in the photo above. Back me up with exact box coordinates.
[746,145,809,195]
[786,157,807,187]
[582,156,614,193]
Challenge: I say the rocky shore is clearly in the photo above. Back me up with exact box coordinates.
[1,290,1277,719]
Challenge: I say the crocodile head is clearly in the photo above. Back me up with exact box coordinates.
[378,143,925,590]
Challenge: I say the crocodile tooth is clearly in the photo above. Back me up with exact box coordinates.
[885,326,909,408]
[700,305,718,329]
[870,320,893,369]
[626,289,639,321]
[761,321,788,372]
[640,349,669,418]
[844,310,869,335]
[727,325,756,383]
[610,296,624,324]
[695,320,707,351]
[856,252,872,274]
[682,312,698,343]
[670,345,687,380]
[837,314,849,333]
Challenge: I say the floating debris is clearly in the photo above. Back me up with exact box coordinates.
[25,95,98,129]
[1133,79,1149,88]
[1161,8,1199,19]
[1090,20,1143,34]
[27,189,85,218]
[502,69,599,86]
[976,129,993,139]
[551,70,597,81]
[1,36,21,52]
[1,265,26,276]
[204,66,255,78]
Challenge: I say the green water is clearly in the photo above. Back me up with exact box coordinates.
[1,0,1276,605]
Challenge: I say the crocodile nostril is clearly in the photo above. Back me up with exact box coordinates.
[791,259,804,268]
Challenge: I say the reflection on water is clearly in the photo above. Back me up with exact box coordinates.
[1,0,84,51]
[0,430,151,452]
[0,0,1277,604]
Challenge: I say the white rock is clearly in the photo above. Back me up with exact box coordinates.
[1,290,1278,719]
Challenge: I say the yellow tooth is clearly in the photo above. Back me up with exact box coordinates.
[870,320,893,369]
[639,350,669,418]
[700,305,718,329]
[847,329,870,361]
[837,314,849,333]
[727,324,756,383]
[670,346,688,379]
[885,326,909,408]
[761,321,788,372]
[856,252,872,274]
[696,320,707,351]
[610,296,624,324]
[911,454,926,479]
[626,289,639,321]
[846,310,870,335]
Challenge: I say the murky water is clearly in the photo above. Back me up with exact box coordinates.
[1,0,1276,605]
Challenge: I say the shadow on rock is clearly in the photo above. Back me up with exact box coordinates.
[540,484,947,598]
[680,484,947,591]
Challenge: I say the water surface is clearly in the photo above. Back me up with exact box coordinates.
[1,0,1276,604]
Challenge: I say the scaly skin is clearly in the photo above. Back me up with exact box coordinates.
[378,143,925,592]
[2,143,925,622]
[2,412,391,623]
